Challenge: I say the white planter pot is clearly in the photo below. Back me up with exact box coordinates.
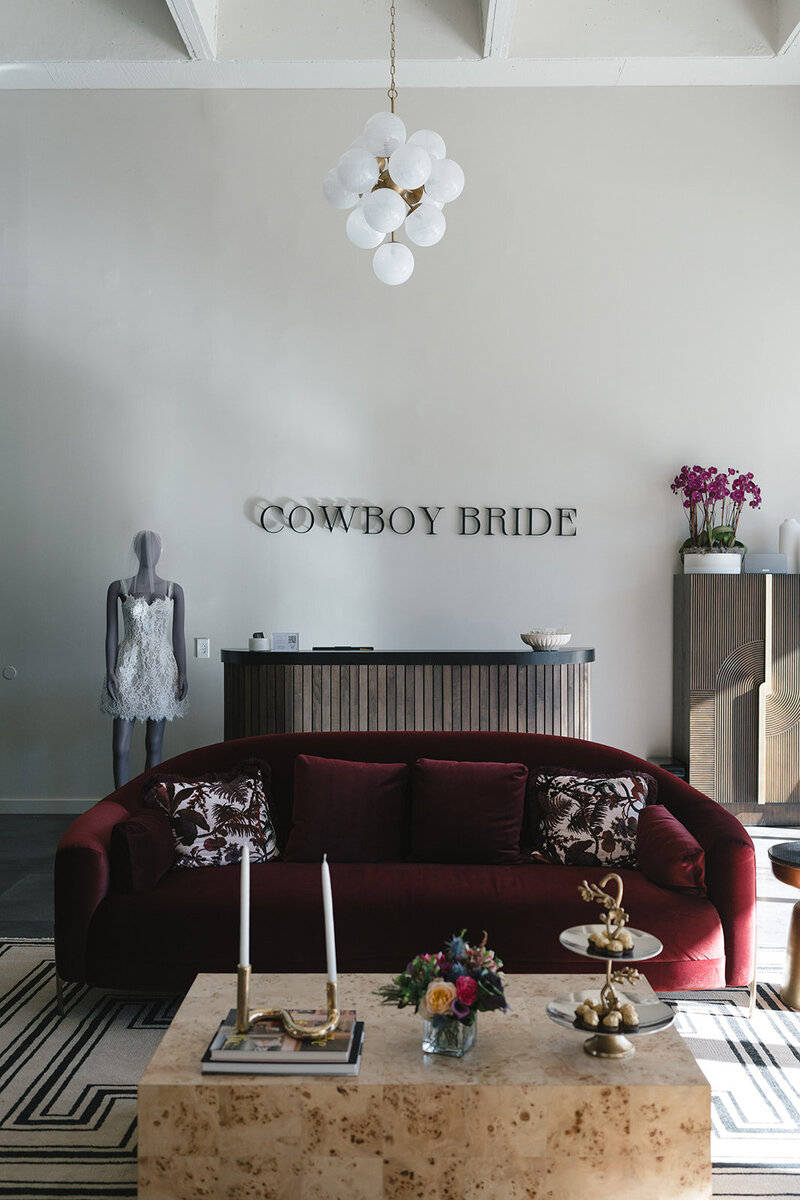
[682,549,743,574]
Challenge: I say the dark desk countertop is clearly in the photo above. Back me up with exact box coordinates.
[221,648,595,666]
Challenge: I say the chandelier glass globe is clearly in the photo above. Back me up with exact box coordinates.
[373,242,414,285]
[405,202,446,247]
[337,147,379,194]
[363,111,407,157]
[322,168,359,211]
[322,0,464,285]
[408,129,446,161]
[363,188,407,234]
[424,158,465,205]
[346,205,386,250]
[388,143,431,191]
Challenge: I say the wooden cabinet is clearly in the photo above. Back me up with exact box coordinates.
[673,575,800,816]
[222,649,594,741]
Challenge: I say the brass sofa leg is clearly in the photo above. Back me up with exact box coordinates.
[746,919,758,1020]
[746,973,757,1019]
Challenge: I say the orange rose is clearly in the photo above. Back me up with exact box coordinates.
[425,979,457,1016]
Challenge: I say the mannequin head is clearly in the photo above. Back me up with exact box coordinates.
[133,530,163,569]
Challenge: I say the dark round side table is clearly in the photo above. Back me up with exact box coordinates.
[767,841,800,1009]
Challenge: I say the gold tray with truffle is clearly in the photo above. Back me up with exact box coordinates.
[546,990,674,1037]
[559,924,662,963]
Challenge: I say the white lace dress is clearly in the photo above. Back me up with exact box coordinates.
[100,581,189,722]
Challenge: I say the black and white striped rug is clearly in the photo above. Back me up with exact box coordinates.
[0,941,179,1199]
[663,981,800,1197]
[1,941,798,1197]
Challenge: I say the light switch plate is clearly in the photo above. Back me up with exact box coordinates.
[195,637,210,659]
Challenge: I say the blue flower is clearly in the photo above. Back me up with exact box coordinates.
[446,934,467,961]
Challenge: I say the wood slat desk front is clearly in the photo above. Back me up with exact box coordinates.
[222,649,594,740]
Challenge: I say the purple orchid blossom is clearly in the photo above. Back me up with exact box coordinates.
[671,464,761,551]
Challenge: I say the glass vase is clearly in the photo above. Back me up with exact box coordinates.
[422,1016,476,1057]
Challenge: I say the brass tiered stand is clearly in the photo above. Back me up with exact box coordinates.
[546,872,675,1059]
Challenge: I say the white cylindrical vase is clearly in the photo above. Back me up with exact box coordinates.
[779,519,800,573]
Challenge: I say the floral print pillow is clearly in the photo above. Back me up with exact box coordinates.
[144,759,278,870]
[533,771,655,869]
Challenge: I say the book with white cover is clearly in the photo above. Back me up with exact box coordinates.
[201,1023,364,1076]
[209,1008,358,1063]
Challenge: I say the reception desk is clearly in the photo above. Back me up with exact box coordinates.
[221,648,594,740]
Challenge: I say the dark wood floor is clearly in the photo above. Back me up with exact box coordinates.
[0,815,74,937]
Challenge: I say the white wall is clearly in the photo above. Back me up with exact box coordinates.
[2,87,800,804]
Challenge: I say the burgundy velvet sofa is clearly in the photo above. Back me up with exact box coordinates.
[54,730,756,994]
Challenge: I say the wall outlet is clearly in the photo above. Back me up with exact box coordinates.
[195,637,210,659]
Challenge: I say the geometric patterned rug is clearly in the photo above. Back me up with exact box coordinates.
[2,941,799,1198]
[0,941,179,1199]
[664,981,800,1197]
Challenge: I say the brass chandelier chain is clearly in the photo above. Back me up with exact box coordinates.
[388,0,398,112]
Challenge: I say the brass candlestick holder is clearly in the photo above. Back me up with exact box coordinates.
[236,964,340,1038]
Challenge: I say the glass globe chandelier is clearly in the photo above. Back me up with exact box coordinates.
[323,0,465,286]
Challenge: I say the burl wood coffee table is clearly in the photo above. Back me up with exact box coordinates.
[138,972,710,1200]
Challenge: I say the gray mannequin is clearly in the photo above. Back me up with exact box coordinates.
[101,530,188,787]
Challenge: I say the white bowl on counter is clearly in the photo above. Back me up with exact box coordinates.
[521,629,572,651]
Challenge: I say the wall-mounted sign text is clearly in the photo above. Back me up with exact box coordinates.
[259,504,577,537]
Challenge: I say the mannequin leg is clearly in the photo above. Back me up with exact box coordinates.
[145,718,167,770]
[112,718,134,788]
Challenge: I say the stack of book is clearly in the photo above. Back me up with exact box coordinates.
[201,1009,364,1076]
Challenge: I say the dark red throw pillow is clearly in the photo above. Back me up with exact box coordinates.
[636,804,706,894]
[109,808,176,892]
[411,758,528,864]
[282,756,411,863]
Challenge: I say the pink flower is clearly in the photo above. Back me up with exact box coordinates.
[456,975,478,1006]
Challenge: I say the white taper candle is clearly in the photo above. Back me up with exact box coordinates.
[321,853,337,984]
[239,842,250,968]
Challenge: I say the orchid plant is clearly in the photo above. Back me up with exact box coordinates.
[671,465,762,554]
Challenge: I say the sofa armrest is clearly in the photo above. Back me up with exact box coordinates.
[647,771,756,987]
[54,799,130,984]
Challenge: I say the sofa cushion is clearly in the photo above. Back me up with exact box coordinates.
[411,759,527,864]
[143,759,278,870]
[637,804,706,894]
[282,756,411,862]
[87,861,726,993]
[109,808,176,892]
[532,770,655,868]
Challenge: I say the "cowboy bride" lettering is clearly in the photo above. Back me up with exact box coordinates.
[258,504,577,536]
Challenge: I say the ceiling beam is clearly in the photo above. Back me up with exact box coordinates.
[5,53,800,90]
[777,0,800,52]
[164,0,217,60]
[481,0,518,58]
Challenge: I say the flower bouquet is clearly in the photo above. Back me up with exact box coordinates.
[377,931,507,1056]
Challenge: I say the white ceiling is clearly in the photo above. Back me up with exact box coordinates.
[1,0,800,88]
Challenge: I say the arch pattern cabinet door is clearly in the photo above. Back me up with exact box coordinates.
[673,575,800,814]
